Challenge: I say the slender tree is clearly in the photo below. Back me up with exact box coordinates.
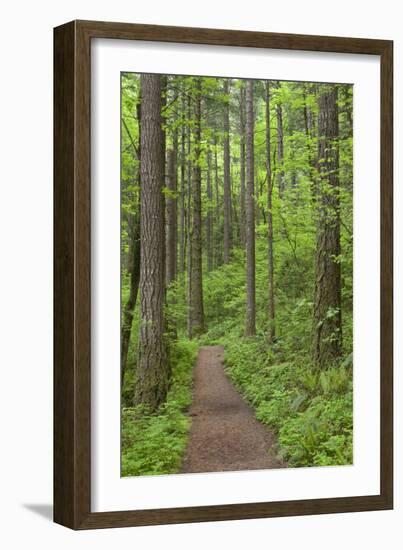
[121,213,141,381]
[179,91,187,275]
[312,86,342,368]
[186,94,193,337]
[189,78,205,337]
[239,82,246,245]
[265,81,275,342]
[245,79,256,336]
[166,145,177,285]
[231,177,240,244]
[276,97,285,197]
[160,75,168,290]
[214,136,221,267]
[223,79,232,263]
[121,99,141,382]
[135,74,169,410]
[206,147,213,272]
[165,136,178,341]
[303,83,318,196]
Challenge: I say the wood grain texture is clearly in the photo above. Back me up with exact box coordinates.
[54,21,76,528]
[54,20,91,529]
[380,41,393,505]
[74,19,391,54]
[54,20,393,530]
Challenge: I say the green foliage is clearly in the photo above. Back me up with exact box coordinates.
[279,393,353,466]
[120,74,353,473]
[221,334,353,468]
[121,339,198,476]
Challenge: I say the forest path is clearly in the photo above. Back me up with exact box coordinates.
[181,345,286,473]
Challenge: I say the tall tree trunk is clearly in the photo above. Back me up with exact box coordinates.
[165,135,178,341]
[121,99,141,382]
[245,80,256,336]
[303,83,318,196]
[276,101,285,197]
[265,81,275,342]
[313,86,342,369]
[214,137,221,267]
[206,147,213,272]
[239,82,246,245]
[341,85,353,136]
[259,179,267,224]
[186,95,193,337]
[231,179,240,244]
[160,76,168,289]
[121,214,140,382]
[179,92,186,275]
[166,145,177,285]
[189,78,205,337]
[303,86,312,138]
[135,74,169,411]
[223,79,232,263]
[256,180,261,226]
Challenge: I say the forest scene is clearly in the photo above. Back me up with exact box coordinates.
[120,72,353,476]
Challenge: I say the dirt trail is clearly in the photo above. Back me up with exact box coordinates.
[181,345,286,473]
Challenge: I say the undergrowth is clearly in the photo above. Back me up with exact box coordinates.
[121,339,198,476]
[121,234,353,473]
[195,237,353,469]
[221,334,353,467]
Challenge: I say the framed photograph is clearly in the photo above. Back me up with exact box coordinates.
[54,20,393,529]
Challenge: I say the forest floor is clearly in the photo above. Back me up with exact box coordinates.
[181,345,286,473]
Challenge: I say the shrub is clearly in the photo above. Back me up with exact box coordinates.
[121,339,198,476]
[223,334,353,468]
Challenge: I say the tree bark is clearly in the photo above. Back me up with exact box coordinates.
[313,86,342,369]
[231,179,240,244]
[186,95,193,337]
[179,92,186,275]
[303,83,318,196]
[135,74,169,411]
[223,79,232,263]
[239,82,246,245]
[276,101,285,197]
[166,146,177,285]
[214,137,221,267]
[206,147,213,272]
[121,99,141,382]
[160,76,168,290]
[265,81,275,342]
[245,80,256,336]
[121,214,140,382]
[189,78,205,337]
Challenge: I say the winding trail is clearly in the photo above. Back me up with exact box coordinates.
[181,345,286,473]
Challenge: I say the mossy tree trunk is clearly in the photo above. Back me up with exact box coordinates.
[206,147,213,272]
[223,79,232,264]
[166,146,177,285]
[265,81,275,343]
[239,82,246,246]
[121,213,141,382]
[135,74,169,411]
[245,79,256,336]
[189,78,205,338]
[121,101,141,383]
[312,86,342,369]
[276,100,285,197]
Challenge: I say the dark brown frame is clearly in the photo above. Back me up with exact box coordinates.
[54,19,393,530]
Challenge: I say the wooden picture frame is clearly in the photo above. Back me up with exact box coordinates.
[54,19,393,529]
